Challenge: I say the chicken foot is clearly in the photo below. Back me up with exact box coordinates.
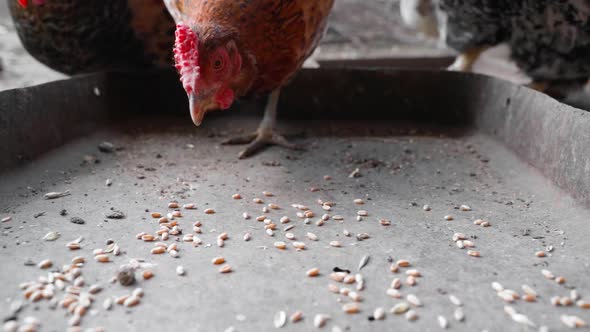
[447,46,489,72]
[222,89,303,159]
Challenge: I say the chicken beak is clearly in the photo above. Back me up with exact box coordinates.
[189,92,206,126]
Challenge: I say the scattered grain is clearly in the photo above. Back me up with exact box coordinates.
[467,250,480,257]
[38,259,52,269]
[391,302,409,314]
[342,303,360,314]
[329,241,341,247]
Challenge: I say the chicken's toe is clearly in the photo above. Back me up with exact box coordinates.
[223,130,304,159]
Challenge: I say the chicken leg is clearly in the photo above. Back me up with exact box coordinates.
[447,46,489,72]
[222,89,303,159]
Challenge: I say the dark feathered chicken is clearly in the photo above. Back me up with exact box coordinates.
[401,0,590,91]
[8,0,175,75]
[165,0,335,158]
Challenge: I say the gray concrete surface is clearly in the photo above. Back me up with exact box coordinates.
[1,114,589,331]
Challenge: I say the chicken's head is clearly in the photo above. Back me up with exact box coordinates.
[174,23,247,126]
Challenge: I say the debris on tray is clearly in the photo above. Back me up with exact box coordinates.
[42,231,60,241]
[105,210,126,219]
[98,141,115,153]
[69,217,86,225]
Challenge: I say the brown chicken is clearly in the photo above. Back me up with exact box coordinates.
[165,0,335,158]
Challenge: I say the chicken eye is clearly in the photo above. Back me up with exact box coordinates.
[212,57,224,71]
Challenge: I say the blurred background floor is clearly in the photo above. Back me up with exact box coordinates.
[0,0,529,91]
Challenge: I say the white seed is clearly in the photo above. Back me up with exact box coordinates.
[560,297,574,306]
[262,191,273,197]
[1,216,12,223]
[561,315,586,328]
[454,308,465,322]
[184,203,196,209]
[269,203,280,210]
[176,266,185,276]
[511,313,535,327]
[266,229,274,237]
[456,241,465,249]
[290,311,303,323]
[132,288,144,298]
[386,288,402,298]
[340,288,350,296]
[406,269,421,277]
[357,210,368,216]
[306,233,318,241]
[342,303,360,314]
[342,229,351,237]
[356,216,362,221]
[329,241,341,247]
[481,221,490,227]
[38,259,52,269]
[467,250,480,257]
[459,205,471,211]
[570,290,580,301]
[280,216,290,224]
[556,276,566,284]
[243,233,251,241]
[2,321,17,332]
[542,269,555,279]
[423,205,431,211]
[123,296,139,307]
[285,233,295,240]
[391,302,410,314]
[449,294,462,306]
[242,212,250,220]
[407,294,421,307]
[313,314,330,328]
[274,311,287,328]
[438,315,449,329]
[328,284,339,293]
[452,233,466,241]
[219,265,232,273]
[43,231,60,241]
[551,296,561,306]
[379,219,391,226]
[262,207,270,213]
[333,215,344,221]
[374,307,385,320]
[522,285,537,297]
[293,242,306,250]
[217,238,225,247]
[353,199,364,205]
[577,300,590,308]
[406,276,418,286]
[391,278,401,289]
[491,281,504,292]
[232,194,242,200]
[330,272,347,282]
[274,242,287,250]
[204,208,215,214]
[88,284,102,294]
[473,219,483,225]
[349,291,362,302]
[405,310,418,321]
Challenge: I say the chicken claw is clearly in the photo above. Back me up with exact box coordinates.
[222,89,304,159]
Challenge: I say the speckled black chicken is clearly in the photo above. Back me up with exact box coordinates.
[8,0,175,75]
[400,0,590,93]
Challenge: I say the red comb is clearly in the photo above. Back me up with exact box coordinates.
[17,0,27,8]
[173,23,200,93]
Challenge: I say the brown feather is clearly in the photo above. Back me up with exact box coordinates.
[170,0,334,93]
